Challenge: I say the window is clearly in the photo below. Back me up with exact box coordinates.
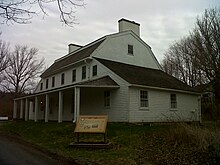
[140,90,148,108]
[40,83,43,90]
[72,69,76,82]
[92,65,97,76]
[52,77,55,87]
[170,94,177,109]
[46,79,49,89]
[61,73,65,85]
[82,66,86,79]
[128,44,133,55]
[104,91,110,107]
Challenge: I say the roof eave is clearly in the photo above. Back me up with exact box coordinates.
[129,84,201,95]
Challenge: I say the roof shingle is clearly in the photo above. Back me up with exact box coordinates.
[41,39,105,78]
[96,58,199,93]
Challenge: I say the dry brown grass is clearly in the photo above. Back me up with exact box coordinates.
[137,122,220,165]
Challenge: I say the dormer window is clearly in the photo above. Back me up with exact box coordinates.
[128,44,133,55]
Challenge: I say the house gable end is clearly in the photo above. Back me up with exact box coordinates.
[92,31,162,70]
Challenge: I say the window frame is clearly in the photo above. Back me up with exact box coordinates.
[82,66,86,80]
[61,73,65,85]
[40,82,43,90]
[52,76,55,88]
[104,91,110,108]
[46,79,49,89]
[128,44,134,55]
[72,69,76,82]
[170,93,177,109]
[92,65,97,76]
[140,90,149,110]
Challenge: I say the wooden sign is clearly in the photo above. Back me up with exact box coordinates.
[74,115,108,133]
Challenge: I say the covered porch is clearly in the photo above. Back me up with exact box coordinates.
[13,76,119,123]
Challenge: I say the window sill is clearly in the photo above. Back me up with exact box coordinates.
[170,108,178,111]
[139,107,149,111]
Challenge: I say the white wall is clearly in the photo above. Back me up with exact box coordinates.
[93,32,161,70]
[128,87,200,122]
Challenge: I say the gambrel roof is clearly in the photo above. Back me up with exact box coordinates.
[96,58,199,93]
[41,38,105,78]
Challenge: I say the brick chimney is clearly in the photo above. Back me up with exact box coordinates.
[118,18,140,37]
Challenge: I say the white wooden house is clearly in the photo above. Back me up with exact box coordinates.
[13,18,201,123]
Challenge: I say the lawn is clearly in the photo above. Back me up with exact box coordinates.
[0,121,219,165]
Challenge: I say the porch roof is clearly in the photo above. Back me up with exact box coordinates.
[96,58,200,93]
[14,76,119,100]
[77,76,119,87]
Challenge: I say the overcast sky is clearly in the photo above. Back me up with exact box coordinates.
[1,0,219,67]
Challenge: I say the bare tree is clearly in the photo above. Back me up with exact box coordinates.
[162,36,207,87]
[192,8,220,104]
[0,38,10,85]
[0,0,85,25]
[2,45,45,94]
[162,7,220,107]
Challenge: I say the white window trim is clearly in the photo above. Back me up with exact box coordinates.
[139,90,149,110]
[104,91,111,108]
[170,93,178,110]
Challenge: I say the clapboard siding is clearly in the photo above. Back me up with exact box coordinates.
[93,32,160,70]
[129,87,200,122]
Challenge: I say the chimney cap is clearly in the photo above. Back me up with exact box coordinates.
[118,18,140,26]
[68,43,83,48]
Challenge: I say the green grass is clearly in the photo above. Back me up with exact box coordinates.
[2,121,218,164]
[0,121,168,164]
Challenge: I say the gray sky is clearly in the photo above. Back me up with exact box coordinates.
[1,0,219,67]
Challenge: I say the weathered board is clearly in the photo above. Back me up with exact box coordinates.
[74,115,108,133]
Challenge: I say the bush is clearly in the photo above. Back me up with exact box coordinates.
[138,122,220,165]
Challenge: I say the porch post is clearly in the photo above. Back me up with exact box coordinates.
[34,96,38,122]
[45,94,49,122]
[29,101,33,120]
[20,99,24,119]
[58,91,63,123]
[13,100,17,119]
[25,98,28,121]
[74,87,80,122]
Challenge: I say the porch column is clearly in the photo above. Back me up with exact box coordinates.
[45,94,49,122]
[25,98,28,121]
[20,99,24,119]
[34,96,38,122]
[58,91,63,123]
[13,100,17,119]
[29,101,33,120]
[74,87,80,122]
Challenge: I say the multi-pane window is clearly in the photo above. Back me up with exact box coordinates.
[92,65,97,76]
[82,66,86,79]
[140,90,148,108]
[72,69,76,82]
[128,44,133,55]
[170,94,177,109]
[61,73,65,85]
[52,76,55,87]
[40,83,43,90]
[104,91,110,107]
[46,79,49,89]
